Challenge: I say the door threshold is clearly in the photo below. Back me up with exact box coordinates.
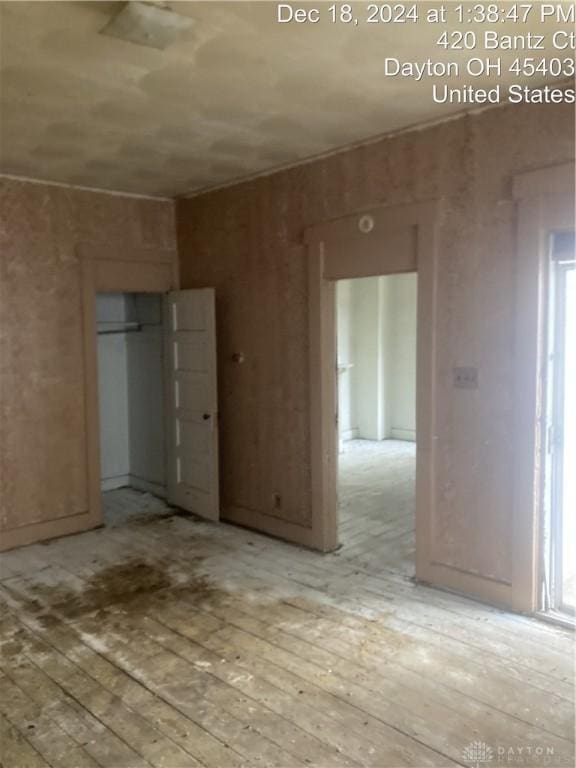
[536,609,575,630]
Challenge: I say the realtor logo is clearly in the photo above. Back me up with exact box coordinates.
[463,741,495,767]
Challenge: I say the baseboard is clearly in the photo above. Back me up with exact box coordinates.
[223,505,326,550]
[390,428,416,442]
[101,475,130,492]
[340,428,359,442]
[129,475,166,499]
[0,510,101,552]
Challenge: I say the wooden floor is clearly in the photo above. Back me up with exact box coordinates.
[338,440,415,577]
[103,488,173,528]
[0,493,574,768]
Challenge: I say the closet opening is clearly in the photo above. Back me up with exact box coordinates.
[96,292,169,526]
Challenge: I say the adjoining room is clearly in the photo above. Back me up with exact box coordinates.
[336,274,417,575]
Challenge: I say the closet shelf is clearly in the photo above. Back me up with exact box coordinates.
[97,321,142,335]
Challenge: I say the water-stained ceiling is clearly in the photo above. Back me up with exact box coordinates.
[0,1,572,197]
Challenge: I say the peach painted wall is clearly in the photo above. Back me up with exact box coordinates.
[177,101,575,585]
[0,178,176,545]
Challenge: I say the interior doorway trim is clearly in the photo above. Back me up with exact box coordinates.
[512,162,575,613]
[0,248,177,551]
[304,201,438,558]
[80,249,178,534]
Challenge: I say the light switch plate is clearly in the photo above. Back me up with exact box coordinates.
[453,367,479,389]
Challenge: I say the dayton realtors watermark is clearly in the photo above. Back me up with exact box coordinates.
[462,741,558,767]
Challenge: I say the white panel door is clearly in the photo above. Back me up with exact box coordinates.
[166,289,219,520]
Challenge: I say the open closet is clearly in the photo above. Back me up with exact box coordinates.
[94,288,220,526]
[96,292,166,515]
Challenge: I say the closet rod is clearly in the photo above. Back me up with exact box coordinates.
[97,329,142,335]
[97,323,142,335]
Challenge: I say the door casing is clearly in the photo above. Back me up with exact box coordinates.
[304,201,438,568]
[512,163,575,613]
[548,259,574,615]
[82,253,177,531]
[305,174,576,614]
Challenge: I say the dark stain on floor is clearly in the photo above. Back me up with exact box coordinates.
[67,558,172,613]
[2,551,413,666]
[3,556,217,623]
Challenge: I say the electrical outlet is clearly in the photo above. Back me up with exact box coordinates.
[453,367,479,390]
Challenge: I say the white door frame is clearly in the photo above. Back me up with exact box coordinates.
[512,162,575,613]
[547,255,575,615]
[304,201,438,560]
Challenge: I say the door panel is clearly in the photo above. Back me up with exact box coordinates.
[177,340,209,371]
[176,371,210,412]
[166,289,219,520]
[179,454,210,489]
[179,421,211,458]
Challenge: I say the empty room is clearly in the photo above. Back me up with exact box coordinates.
[0,2,575,767]
[337,274,418,575]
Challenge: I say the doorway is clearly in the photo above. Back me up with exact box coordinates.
[336,274,417,575]
[306,201,436,574]
[96,292,168,525]
[92,287,220,528]
[542,232,575,622]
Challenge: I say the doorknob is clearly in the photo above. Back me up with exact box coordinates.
[203,413,211,420]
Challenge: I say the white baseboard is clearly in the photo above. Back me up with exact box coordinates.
[101,475,130,492]
[390,428,416,442]
[129,475,167,499]
[340,428,359,442]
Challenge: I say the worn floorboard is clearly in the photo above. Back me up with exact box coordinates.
[0,483,574,767]
[338,440,416,577]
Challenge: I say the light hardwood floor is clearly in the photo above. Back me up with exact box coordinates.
[103,488,173,528]
[338,440,416,576]
[0,492,574,768]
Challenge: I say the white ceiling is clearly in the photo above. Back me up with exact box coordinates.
[0,1,571,198]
